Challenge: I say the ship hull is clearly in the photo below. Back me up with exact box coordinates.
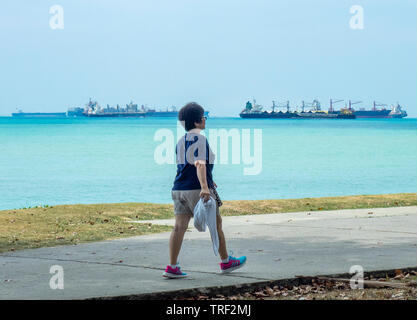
[86,111,209,117]
[355,115,390,118]
[144,111,209,117]
[240,112,355,119]
[388,114,407,119]
[298,112,355,119]
[355,114,407,118]
[240,112,299,118]
[12,112,67,118]
[353,110,406,118]
[14,110,209,118]
[145,111,179,117]
[86,113,146,117]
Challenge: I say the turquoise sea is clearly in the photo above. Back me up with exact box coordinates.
[0,117,416,210]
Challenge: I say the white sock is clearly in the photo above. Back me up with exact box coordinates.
[170,262,179,268]
[221,257,229,263]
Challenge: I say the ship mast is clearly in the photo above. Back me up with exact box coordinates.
[329,99,343,112]
[373,101,387,111]
[303,99,321,112]
[348,100,362,111]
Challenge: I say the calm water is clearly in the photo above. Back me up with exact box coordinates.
[0,117,416,210]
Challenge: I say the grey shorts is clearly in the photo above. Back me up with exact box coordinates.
[172,189,220,216]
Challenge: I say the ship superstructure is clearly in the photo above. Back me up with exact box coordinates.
[388,103,408,118]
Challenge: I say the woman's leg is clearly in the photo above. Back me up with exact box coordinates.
[169,213,192,265]
[216,215,228,260]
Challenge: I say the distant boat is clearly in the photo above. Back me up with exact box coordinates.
[12,110,67,118]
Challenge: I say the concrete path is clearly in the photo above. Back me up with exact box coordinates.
[1,206,417,299]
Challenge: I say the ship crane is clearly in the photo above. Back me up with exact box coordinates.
[373,101,387,111]
[302,99,321,112]
[272,100,290,113]
[348,100,362,111]
[329,99,344,112]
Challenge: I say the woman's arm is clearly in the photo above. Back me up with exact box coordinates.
[195,160,210,202]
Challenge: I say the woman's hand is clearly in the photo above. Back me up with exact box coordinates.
[200,187,211,203]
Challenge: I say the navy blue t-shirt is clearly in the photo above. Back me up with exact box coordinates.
[172,132,215,190]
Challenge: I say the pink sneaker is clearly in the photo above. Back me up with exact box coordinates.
[220,255,247,273]
[162,265,188,279]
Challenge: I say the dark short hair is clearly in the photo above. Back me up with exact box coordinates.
[178,102,205,131]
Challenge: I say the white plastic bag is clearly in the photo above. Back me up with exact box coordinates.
[193,196,219,256]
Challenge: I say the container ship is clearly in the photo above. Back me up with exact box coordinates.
[12,99,209,118]
[240,99,355,119]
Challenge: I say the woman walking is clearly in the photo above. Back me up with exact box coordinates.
[163,102,247,278]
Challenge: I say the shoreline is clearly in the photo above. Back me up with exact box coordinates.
[3,192,417,213]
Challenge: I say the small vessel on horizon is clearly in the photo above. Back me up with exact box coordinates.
[11,111,68,118]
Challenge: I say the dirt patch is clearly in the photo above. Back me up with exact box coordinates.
[175,269,417,301]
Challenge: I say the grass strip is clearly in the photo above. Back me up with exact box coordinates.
[1,193,416,253]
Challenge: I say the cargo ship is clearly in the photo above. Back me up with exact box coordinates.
[82,100,146,117]
[82,100,209,118]
[240,99,356,119]
[351,101,407,118]
[240,99,407,119]
[12,99,209,118]
[239,100,296,118]
[12,111,67,118]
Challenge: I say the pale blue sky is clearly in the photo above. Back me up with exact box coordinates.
[1,0,416,116]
